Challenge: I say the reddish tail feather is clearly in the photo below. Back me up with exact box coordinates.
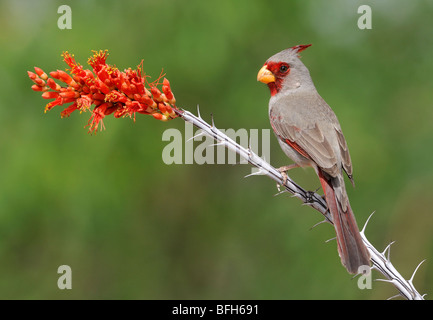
[318,170,370,274]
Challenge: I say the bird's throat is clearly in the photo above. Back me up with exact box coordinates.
[267,81,282,96]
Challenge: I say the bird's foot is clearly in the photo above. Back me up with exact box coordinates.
[276,164,299,191]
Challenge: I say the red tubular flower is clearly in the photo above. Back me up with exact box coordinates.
[27,71,37,80]
[158,103,167,114]
[31,84,45,92]
[61,103,79,118]
[34,67,48,80]
[47,78,61,91]
[28,50,179,134]
[162,78,176,105]
[42,92,59,99]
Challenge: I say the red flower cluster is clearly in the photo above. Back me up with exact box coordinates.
[28,50,178,133]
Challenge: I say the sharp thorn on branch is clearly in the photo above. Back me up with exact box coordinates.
[350,267,371,280]
[196,104,201,119]
[375,278,396,284]
[409,259,426,285]
[350,273,360,280]
[382,240,396,261]
[187,131,205,143]
[387,293,403,300]
[361,211,376,235]
[273,190,287,197]
[208,142,226,148]
[309,219,328,230]
[325,237,336,243]
[244,169,265,178]
[211,113,215,127]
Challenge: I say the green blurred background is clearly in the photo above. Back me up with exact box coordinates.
[0,0,432,299]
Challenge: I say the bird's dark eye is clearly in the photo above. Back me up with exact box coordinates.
[279,64,289,72]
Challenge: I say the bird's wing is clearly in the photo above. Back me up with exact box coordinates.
[335,128,354,184]
[270,112,339,177]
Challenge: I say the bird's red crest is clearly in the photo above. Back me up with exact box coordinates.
[290,44,312,56]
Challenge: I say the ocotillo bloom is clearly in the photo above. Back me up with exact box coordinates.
[28,50,178,133]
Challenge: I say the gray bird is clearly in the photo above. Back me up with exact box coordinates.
[257,44,370,274]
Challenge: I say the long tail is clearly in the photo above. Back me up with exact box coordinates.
[318,170,370,274]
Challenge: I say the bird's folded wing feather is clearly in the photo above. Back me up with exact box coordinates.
[271,116,339,177]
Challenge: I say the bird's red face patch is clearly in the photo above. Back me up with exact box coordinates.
[264,61,290,96]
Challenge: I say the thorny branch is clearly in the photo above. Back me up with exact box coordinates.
[175,107,426,300]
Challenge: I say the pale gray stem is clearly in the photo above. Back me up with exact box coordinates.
[174,107,425,300]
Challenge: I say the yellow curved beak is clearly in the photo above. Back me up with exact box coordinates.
[257,65,275,84]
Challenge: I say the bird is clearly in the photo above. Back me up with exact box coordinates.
[257,44,370,274]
